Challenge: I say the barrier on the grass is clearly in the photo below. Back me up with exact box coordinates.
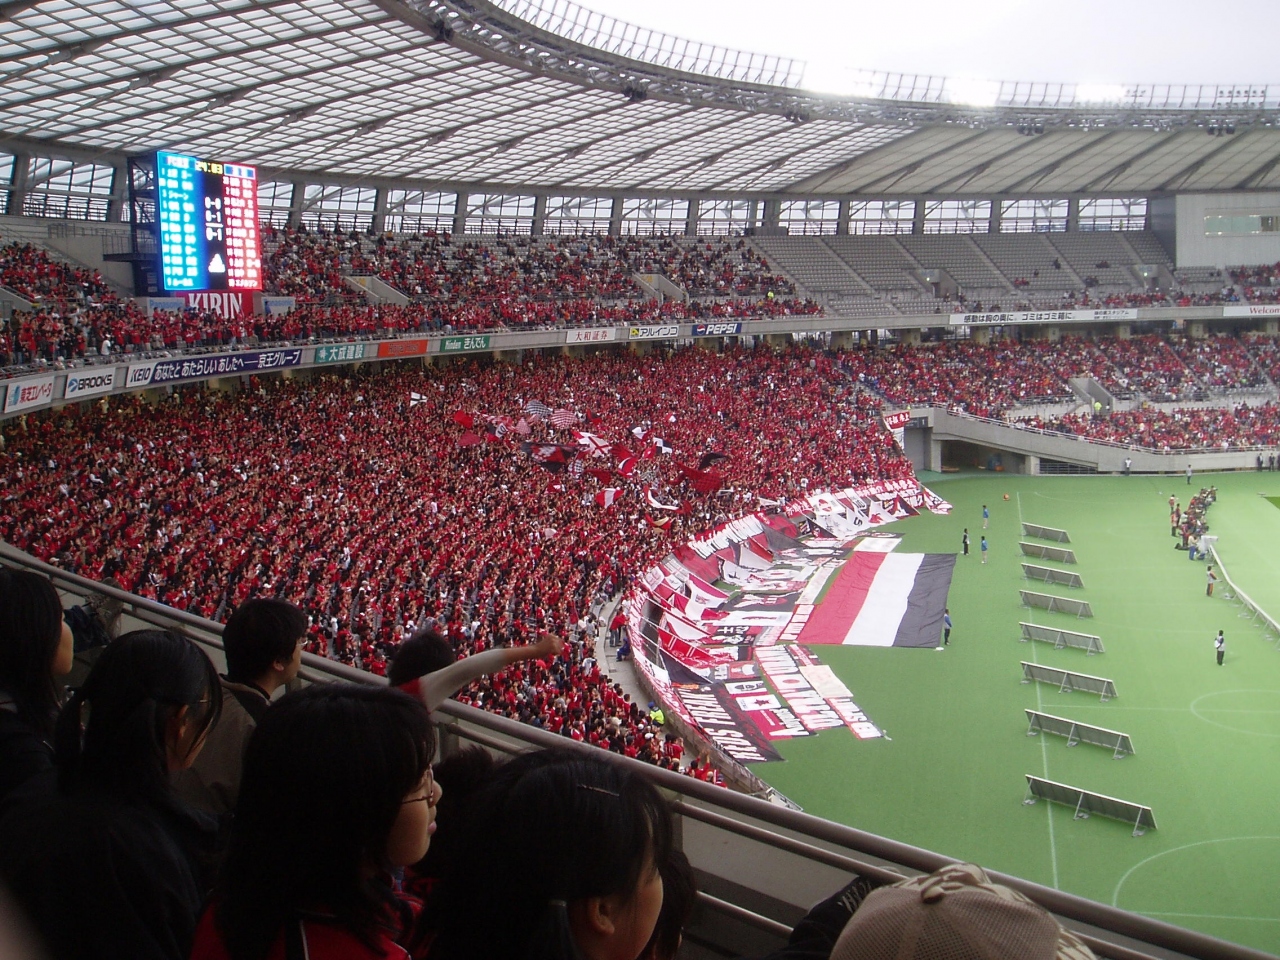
[1021,563,1084,588]
[1020,661,1116,701]
[1025,710,1133,758]
[1023,775,1155,836]
[1019,541,1077,563]
[1019,621,1104,655]
[1022,522,1071,542]
[1020,590,1092,618]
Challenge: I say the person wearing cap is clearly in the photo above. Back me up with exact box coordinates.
[828,862,1096,960]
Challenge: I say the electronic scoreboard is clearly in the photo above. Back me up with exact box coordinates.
[156,151,262,293]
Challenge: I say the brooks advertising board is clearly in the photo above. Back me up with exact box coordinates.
[64,369,119,399]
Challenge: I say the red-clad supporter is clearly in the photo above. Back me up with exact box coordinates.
[0,347,909,769]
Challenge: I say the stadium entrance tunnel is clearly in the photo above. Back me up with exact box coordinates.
[942,439,1035,474]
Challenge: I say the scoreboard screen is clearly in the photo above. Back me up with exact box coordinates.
[156,151,262,293]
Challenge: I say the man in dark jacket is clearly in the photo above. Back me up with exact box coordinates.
[173,599,306,816]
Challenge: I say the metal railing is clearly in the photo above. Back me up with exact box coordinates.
[842,72,1279,112]
[5,541,1277,960]
[485,0,805,88]
[1208,543,1280,643]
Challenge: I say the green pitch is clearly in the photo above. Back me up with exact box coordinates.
[752,470,1280,954]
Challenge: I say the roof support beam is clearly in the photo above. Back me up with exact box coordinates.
[700,127,875,192]
[323,87,594,175]
[926,136,1050,193]
[0,13,395,115]
[842,129,994,194]
[0,0,303,65]
[45,49,495,156]
[1157,134,1252,191]
[1234,147,1280,189]
[999,132,1119,193]
[1078,132,1183,192]
[528,111,748,189]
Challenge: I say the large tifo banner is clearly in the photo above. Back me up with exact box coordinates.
[628,478,953,764]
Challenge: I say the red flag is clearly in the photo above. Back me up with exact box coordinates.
[452,411,474,428]
[678,463,724,494]
[594,488,623,508]
[617,457,637,477]
[457,432,483,447]
[586,468,613,483]
[611,444,635,461]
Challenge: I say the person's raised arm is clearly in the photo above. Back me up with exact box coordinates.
[401,631,565,712]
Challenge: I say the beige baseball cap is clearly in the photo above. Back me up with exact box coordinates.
[830,863,1096,960]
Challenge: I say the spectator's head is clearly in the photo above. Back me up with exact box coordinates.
[639,849,697,960]
[386,625,454,687]
[0,569,71,736]
[55,629,221,800]
[222,598,307,690]
[430,746,672,960]
[830,862,1095,960]
[415,744,498,879]
[216,684,437,960]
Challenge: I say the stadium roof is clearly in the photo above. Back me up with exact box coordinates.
[4,0,1280,196]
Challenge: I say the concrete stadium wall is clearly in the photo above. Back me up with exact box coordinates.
[909,407,1267,475]
[1173,192,1280,268]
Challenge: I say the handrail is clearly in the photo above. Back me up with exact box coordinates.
[8,542,1275,960]
[1207,544,1280,639]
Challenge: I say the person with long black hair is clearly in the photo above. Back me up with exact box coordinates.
[191,684,439,960]
[0,569,73,804]
[0,629,222,960]
[427,747,672,960]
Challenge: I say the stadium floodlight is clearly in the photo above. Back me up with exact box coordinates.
[943,77,1000,107]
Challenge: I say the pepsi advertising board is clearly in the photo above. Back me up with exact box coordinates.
[156,151,262,293]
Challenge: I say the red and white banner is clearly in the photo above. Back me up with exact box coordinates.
[883,410,911,449]
[795,552,956,647]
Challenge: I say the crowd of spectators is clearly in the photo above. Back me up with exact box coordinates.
[1016,402,1280,450]
[263,227,799,305]
[0,240,118,308]
[841,339,1075,418]
[835,332,1280,415]
[1,346,908,762]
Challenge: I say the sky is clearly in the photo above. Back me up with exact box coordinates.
[565,0,1278,96]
